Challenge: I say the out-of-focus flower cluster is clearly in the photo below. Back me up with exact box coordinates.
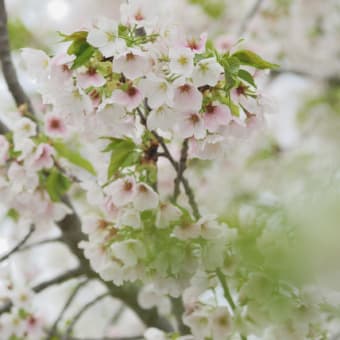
[0,269,46,339]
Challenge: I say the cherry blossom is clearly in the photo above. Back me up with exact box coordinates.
[112,49,152,80]
[169,48,194,77]
[44,113,67,138]
[104,176,136,207]
[111,86,143,112]
[203,103,232,133]
[173,83,203,112]
[192,57,223,87]
[133,183,159,211]
[87,17,126,57]
[177,111,206,140]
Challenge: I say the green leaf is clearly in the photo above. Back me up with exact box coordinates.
[53,142,96,175]
[59,30,88,42]
[63,30,95,69]
[228,56,240,75]
[69,42,95,70]
[229,99,240,117]
[102,138,139,179]
[18,308,29,320]
[232,50,279,70]
[224,70,236,91]
[45,169,72,202]
[102,137,136,152]
[238,69,257,88]
[7,208,19,221]
[221,57,239,91]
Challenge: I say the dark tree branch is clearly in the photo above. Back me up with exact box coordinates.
[48,279,90,340]
[0,119,8,134]
[238,0,264,36]
[0,224,35,263]
[0,0,36,115]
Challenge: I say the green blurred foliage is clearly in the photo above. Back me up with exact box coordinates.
[8,18,45,50]
[188,0,226,19]
[297,85,340,125]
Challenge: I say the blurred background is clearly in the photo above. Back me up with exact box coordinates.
[0,0,339,338]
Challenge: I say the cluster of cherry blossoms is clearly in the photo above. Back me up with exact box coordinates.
[0,269,46,339]
[0,1,281,339]
[0,119,70,231]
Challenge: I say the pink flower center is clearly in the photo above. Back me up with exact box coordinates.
[97,219,109,230]
[190,114,200,124]
[90,89,100,101]
[49,118,61,130]
[127,86,138,97]
[236,85,246,96]
[179,84,191,93]
[186,38,199,51]
[126,52,136,61]
[134,10,144,21]
[124,180,133,191]
[62,64,70,73]
[28,316,37,327]
[139,184,148,193]
[87,67,97,76]
[206,104,216,114]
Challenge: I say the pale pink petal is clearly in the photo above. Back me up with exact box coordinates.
[111,87,143,111]
[31,144,55,170]
[173,84,202,111]
[77,70,106,88]
[133,183,159,211]
[203,104,231,132]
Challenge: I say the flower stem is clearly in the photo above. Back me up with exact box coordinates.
[216,268,235,310]
[217,269,247,340]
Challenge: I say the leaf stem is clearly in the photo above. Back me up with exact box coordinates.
[216,268,235,310]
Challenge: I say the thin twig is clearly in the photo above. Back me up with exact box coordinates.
[64,292,110,338]
[0,225,35,262]
[181,177,200,220]
[238,0,264,36]
[216,269,235,310]
[0,120,9,134]
[47,279,90,340]
[0,0,36,115]
[216,269,247,339]
[137,108,200,219]
[18,237,62,252]
[173,139,188,202]
[54,157,81,183]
